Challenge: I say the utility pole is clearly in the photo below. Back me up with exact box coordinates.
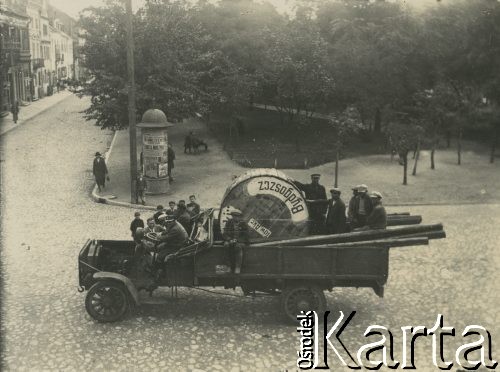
[125,0,137,203]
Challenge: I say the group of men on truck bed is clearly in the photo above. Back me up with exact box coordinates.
[294,173,387,235]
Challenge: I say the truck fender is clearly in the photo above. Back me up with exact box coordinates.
[93,272,140,305]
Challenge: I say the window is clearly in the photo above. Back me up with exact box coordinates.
[43,25,48,36]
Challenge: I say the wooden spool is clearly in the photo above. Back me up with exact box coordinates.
[219,169,310,242]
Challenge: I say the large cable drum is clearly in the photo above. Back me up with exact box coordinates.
[219,169,309,241]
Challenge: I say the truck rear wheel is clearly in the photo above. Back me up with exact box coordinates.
[281,286,326,323]
[85,280,129,322]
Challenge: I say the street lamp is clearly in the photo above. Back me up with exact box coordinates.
[125,0,137,203]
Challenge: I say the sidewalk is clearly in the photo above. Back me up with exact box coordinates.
[96,117,243,210]
[96,115,500,209]
[0,91,73,136]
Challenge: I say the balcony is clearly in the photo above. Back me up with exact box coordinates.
[19,49,31,62]
[2,40,21,51]
[32,58,45,69]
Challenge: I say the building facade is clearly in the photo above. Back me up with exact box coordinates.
[1,0,31,114]
[26,0,52,100]
[1,0,77,115]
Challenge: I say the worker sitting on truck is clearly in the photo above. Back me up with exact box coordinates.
[155,214,189,260]
[223,209,249,274]
[365,191,387,230]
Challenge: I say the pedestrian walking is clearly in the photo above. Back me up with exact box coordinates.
[325,188,348,234]
[11,101,19,124]
[92,152,109,192]
[294,174,328,235]
[130,212,145,242]
[136,173,147,205]
[168,143,175,181]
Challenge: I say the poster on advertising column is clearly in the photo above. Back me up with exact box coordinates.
[142,131,169,178]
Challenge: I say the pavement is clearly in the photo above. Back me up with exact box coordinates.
[97,117,500,209]
[0,90,73,136]
[95,116,242,210]
[1,94,499,371]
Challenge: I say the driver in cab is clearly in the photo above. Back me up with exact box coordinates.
[155,214,189,262]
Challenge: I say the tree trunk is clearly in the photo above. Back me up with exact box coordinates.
[457,127,462,165]
[374,107,381,133]
[412,141,420,176]
[430,145,436,170]
[402,152,408,185]
[490,133,498,164]
[334,148,339,188]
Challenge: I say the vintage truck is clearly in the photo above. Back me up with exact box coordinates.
[78,169,445,323]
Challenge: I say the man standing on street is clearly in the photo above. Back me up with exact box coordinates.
[11,101,19,124]
[136,172,147,205]
[92,152,109,192]
[294,174,328,235]
[168,143,175,182]
[325,188,347,234]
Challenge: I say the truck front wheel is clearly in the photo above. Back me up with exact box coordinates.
[85,280,129,322]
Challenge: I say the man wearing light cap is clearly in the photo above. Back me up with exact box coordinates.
[294,174,328,235]
[366,191,387,230]
[350,184,373,228]
[326,188,347,234]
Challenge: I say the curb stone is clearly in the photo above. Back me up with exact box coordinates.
[90,131,156,211]
[90,131,497,210]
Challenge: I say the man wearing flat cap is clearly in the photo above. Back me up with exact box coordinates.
[326,188,348,234]
[294,174,328,235]
[223,209,249,274]
[349,184,373,229]
[366,191,387,230]
[92,152,109,192]
[156,214,189,261]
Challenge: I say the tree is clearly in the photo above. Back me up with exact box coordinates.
[78,0,244,129]
[329,106,363,187]
[386,122,424,185]
[317,0,427,132]
[260,16,333,151]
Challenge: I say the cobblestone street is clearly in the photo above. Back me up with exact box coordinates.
[1,95,499,371]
